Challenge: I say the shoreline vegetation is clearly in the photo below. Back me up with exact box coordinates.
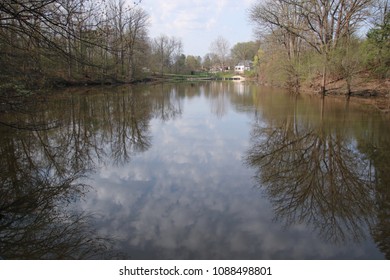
[0,0,389,114]
[38,72,243,87]
[56,71,390,112]
[1,71,388,115]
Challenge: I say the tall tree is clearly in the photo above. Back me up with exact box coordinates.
[126,7,149,80]
[106,0,149,81]
[0,0,148,85]
[202,53,213,70]
[209,36,230,71]
[151,35,182,75]
[250,0,374,94]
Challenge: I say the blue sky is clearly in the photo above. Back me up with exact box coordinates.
[139,0,258,57]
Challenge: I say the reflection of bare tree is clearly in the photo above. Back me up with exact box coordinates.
[0,86,158,259]
[372,176,390,259]
[245,98,376,243]
[210,92,229,118]
[205,82,262,117]
[357,126,390,259]
[207,83,230,118]
[0,88,60,131]
[151,84,183,121]
[0,130,115,259]
[46,87,153,166]
[110,88,152,165]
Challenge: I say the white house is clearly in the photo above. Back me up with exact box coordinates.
[234,60,253,74]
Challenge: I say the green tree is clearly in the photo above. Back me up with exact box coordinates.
[185,55,202,74]
[364,1,390,78]
[202,54,213,71]
[231,41,259,63]
[253,48,265,82]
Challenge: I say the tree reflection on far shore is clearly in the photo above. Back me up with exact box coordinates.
[245,97,378,244]
[0,86,161,259]
[0,129,116,259]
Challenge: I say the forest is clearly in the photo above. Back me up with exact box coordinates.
[0,0,150,88]
[249,0,389,95]
[0,0,389,96]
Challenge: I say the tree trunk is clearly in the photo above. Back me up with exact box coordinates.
[321,52,329,96]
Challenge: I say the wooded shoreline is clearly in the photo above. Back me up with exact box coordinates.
[1,1,388,113]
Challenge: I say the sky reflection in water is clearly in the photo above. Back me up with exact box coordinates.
[78,83,387,259]
[1,82,388,259]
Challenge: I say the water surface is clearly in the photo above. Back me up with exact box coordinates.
[1,82,389,259]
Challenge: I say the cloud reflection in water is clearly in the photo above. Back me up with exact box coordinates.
[79,84,385,259]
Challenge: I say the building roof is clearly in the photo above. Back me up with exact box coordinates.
[236,60,253,67]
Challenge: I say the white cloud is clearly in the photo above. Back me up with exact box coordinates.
[147,0,224,33]
[139,0,258,55]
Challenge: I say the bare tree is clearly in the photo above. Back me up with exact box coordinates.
[125,8,149,80]
[250,0,374,94]
[209,36,231,71]
[0,0,147,84]
[104,0,148,81]
[152,35,183,75]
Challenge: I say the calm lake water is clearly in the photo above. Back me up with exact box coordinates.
[1,82,389,259]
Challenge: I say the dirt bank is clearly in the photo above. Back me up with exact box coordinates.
[301,74,390,113]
